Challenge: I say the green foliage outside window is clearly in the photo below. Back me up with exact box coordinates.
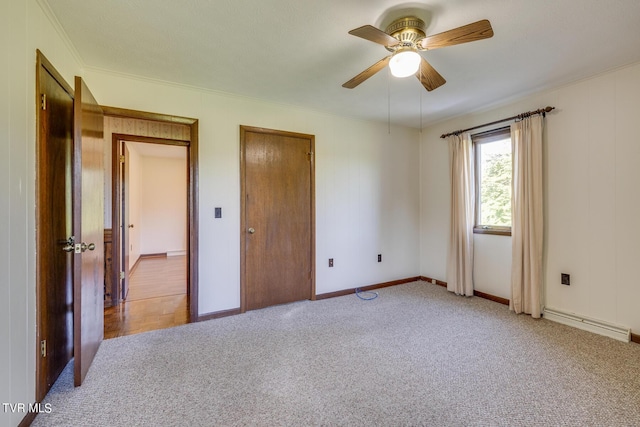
[478,137,511,227]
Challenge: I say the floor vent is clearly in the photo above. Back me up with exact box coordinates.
[543,307,630,342]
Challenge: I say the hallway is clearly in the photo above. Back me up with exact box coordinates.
[104,255,189,338]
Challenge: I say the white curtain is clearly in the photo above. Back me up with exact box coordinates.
[510,115,544,318]
[447,133,474,296]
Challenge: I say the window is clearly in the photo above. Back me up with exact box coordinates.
[473,127,512,236]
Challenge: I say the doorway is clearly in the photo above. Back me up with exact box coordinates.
[105,138,190,337]
[36,52,74,401]
[101,109,199,331]
[240,126,316,312]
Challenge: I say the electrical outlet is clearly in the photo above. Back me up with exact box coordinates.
[561,273,570,286]
[215,207,222,218]
[378,254,382,263]
[329,258,334,267]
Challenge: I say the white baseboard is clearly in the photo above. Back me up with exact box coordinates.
[167,250,187,257]
[543,307,630,343]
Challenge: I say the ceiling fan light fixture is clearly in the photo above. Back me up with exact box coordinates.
[389,50,421,78]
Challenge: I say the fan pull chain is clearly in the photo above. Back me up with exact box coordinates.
[419,61,423,132]
[387,67,391,134]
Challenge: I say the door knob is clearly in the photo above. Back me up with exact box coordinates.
[248,227,255,234]
[80,242,96,252]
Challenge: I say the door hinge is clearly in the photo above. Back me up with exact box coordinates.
[41,94,47,110]
[120,271,125,280]
[119,155,125,163]
[40,340,46,357]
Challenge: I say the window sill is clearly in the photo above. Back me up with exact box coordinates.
[474,227,511,237]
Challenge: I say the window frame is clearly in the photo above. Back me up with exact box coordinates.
[472,126,512,236]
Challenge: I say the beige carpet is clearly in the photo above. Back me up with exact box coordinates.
[34,281,640,426]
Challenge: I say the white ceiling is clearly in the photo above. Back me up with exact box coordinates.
[44,0,640,128]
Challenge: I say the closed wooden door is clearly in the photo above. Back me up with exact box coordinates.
[73,76,104,386]
[36,54,75,401]
[241,126,315,311]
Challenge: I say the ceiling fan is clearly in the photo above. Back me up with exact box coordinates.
[342,16,494,92]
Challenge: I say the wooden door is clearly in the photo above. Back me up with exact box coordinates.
[122,142,131,299]
[73,76,104,386]
[36,53,75,401]
[240,126,315,311]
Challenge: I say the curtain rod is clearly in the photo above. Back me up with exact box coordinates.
[440,106,555,139]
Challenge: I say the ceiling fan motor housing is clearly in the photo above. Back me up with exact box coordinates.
[343,16,493,91]
[385,16,426,51]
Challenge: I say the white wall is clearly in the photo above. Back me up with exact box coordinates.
[473,234,511,300]
[419,114,513,298]
[139,155,187,255]
[1,1,84,425]
[0,3,13,424]
[3,1,420,414]
[83,68,421,317]
[420,62,640,334]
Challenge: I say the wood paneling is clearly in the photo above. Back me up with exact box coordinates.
[104,229,113,307]
[104,116,190,141]
[102,105,196,126]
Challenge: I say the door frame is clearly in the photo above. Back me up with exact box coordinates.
[239,125,316,313]
[104,106,199,322]
[111,134,190,304]
[35,50,75,402]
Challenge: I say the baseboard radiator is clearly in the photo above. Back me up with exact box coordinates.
[167,250,187,257]
[543,307,630,343]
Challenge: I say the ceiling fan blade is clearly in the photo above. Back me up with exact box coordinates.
[348,25,400,47]
[420,19,493,50]
[416,57,446,91]
[342,56,391,89]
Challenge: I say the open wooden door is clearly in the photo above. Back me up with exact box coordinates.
[73,76,104,386]
[122,142,131,299]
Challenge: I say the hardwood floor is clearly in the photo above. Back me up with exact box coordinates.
[104,255,189,339]
[126,254,186,301]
